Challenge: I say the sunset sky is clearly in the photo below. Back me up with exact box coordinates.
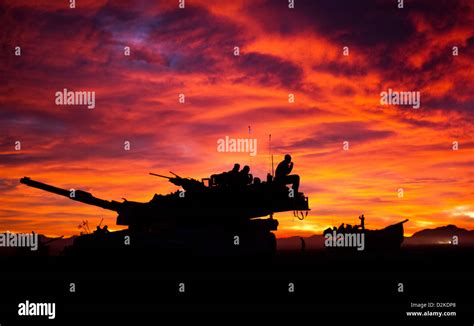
[1,0,473,237]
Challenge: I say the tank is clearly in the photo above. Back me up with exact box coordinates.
[323,216,408,251]
[19,169,310,257]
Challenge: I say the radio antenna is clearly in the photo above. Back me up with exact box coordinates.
[248,125,252,173]
[269,134,274,177]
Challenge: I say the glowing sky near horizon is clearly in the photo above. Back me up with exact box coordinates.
[1,0,474,237]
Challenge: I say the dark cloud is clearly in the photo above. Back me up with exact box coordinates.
[313,60,368,77]
[246,0,414,45]
[286,122,396,150]
[0,179,19,193]
[219,106,334,127]
[424,96,474,115]
[182,122,242,138]
[0,216,35,224]
[234,52,304,89]
[431,160,474,168]
[405,177,457,184]
[334,196,395,205]
[332,84,356,97]
[0,108,67,136]
[409,0,472,32]
[0,132,159,166]
[144,6,248,74]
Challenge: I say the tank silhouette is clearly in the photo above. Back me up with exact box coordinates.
[20,169,310,256]
[323,215,408,251]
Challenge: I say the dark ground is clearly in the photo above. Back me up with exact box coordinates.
[0,246,472,325]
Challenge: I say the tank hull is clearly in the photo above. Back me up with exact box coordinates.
[324,220,407,251]
[64,221,277,257]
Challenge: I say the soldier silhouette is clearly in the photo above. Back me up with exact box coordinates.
[274,154,300,193]
[227,163,241,187]
[300,237,306,252]
[359,214,365,230]
[211,163,240,187]
[337,223,345,233]
[238,165,252,186]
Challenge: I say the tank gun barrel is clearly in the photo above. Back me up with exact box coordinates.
[20,177,120,211]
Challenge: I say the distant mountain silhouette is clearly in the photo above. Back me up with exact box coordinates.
[404,225,474,246]
[0,234,76,256]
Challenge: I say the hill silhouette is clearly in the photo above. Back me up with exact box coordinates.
[404,224,474,246]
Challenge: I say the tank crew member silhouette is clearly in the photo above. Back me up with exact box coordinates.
[238,165,253,186]
[211,163,240,187]
[274,154,300,193]
[227,163,241,187]
[359,214,365,230]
